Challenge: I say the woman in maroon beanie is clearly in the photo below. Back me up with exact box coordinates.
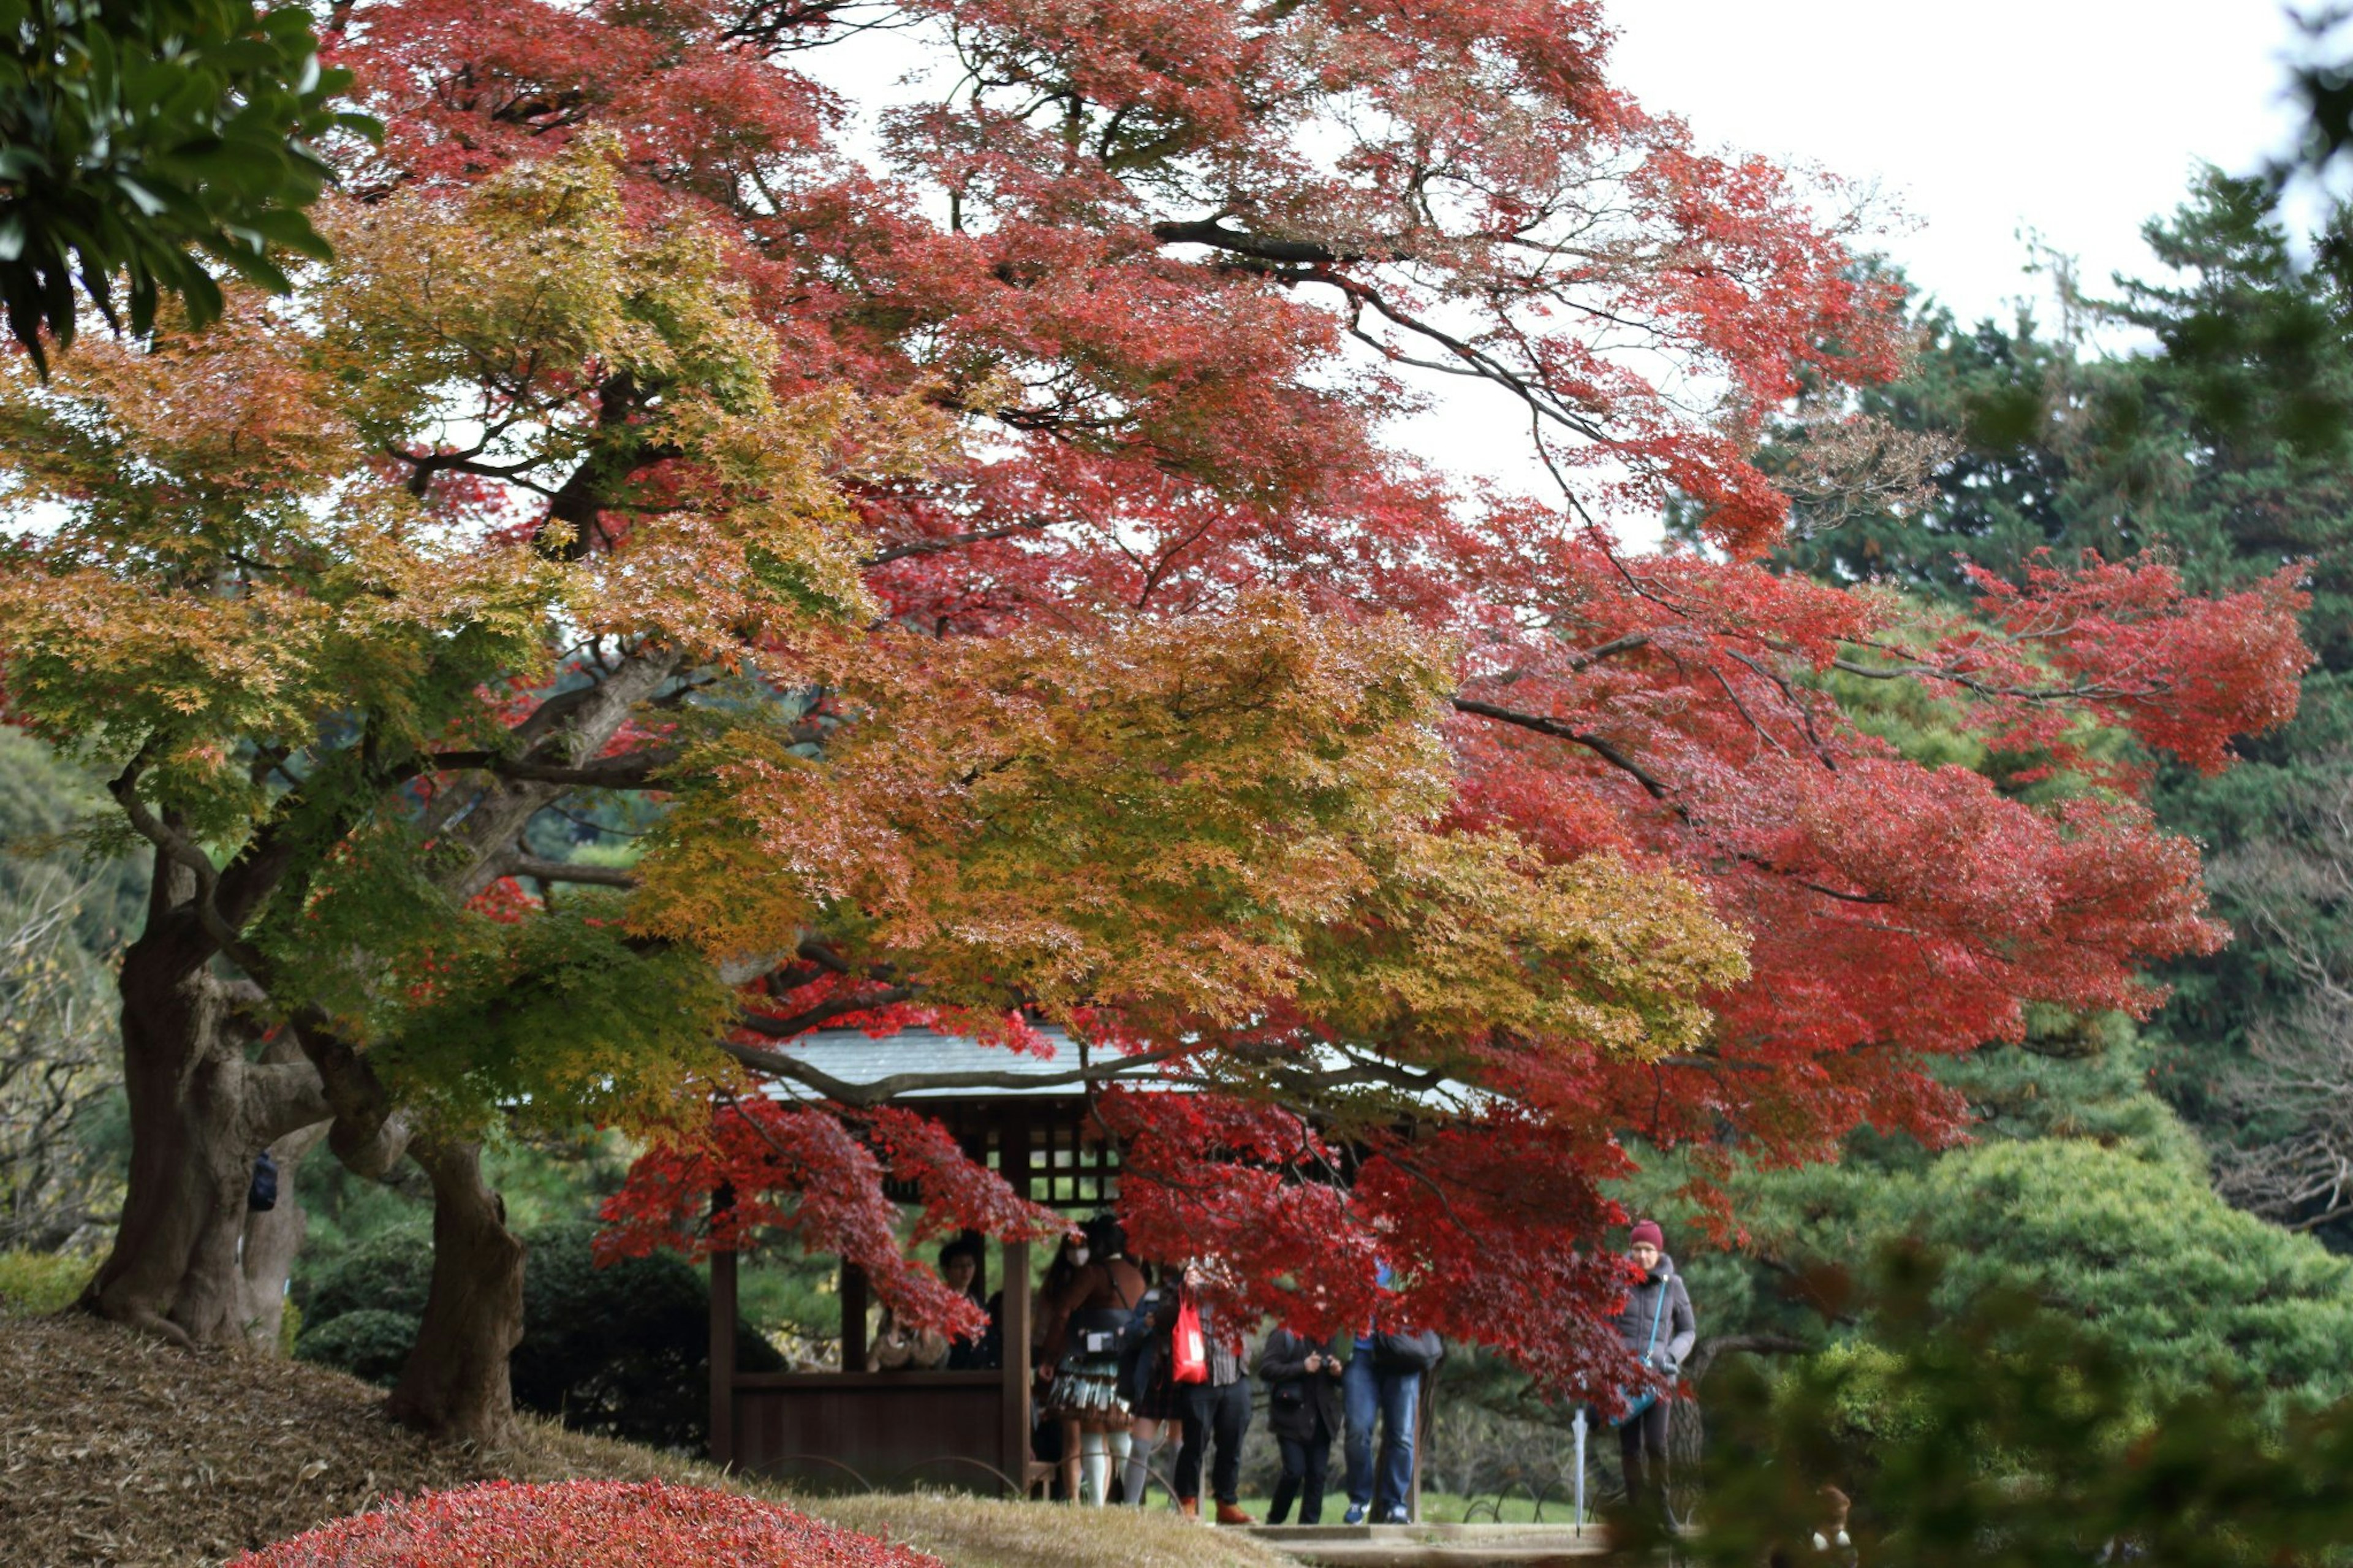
[1616,1219,1696,1527]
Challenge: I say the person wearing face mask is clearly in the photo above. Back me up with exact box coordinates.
[1038,1214,1146,1505]
[1615,1220,1696,1531]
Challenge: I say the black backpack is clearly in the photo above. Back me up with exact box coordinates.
[1371,1327,1443,1373]
[1113,1286,1165,1401]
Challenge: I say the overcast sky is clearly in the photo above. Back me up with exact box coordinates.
[1403,2,2319,504]
[1606,0,2313,324]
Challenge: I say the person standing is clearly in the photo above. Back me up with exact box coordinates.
[1615,1219,1697,1529]
[1343,1263,1439,1525]
[1159,1259,1253,1524]
[1118,1262,1183,1508]
[939,1235,1001,1371]
[1256,1327,1344,1525]
[1038,1214,1146,1506]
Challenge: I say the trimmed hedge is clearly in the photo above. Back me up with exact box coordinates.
[302,1224,435,1326]
[229,1479,944,1567]
[294,1221,782,1446]
[295,1309,419,1387]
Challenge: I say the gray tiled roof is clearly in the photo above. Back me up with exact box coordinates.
[754,1024,1130,1100]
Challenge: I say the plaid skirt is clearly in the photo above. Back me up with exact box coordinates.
[1042,1352,1132,1422]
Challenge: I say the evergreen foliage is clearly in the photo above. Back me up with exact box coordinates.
[294,1308,417,1387]
[1651,1246,2353,1568]
[1772,172,2353,1236]
[0,0,375,371]
[295,1218,782,1449]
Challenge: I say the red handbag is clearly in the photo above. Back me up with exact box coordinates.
[1172,1293,1209,1385]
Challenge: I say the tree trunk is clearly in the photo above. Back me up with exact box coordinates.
[387,1135,526,1446]
[237,1113,327,1353]
[81,920,328,1349]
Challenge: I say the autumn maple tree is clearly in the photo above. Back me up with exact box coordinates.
[0,0,2315,1442]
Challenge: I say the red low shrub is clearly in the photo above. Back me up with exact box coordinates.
[230,1479,944,1567]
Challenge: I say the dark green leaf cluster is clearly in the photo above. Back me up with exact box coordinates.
[0,0,377,370]
[365,896,738,1139]
[295,1218,782,1449]
[1642,1244,2353,1568]
[1626,1021,2353,1423]
[1770,172,2353,1232]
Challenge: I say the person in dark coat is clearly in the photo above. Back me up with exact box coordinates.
[1256,1327,1344,1525]
[1154,1259,1253,1524]
[1615,1219,1697,1528]
[1119,1263,1183,1508]
[939,1235,1002,1371]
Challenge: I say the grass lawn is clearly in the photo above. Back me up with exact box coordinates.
[0,1312,1285,1568]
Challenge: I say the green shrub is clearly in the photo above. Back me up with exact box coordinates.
[0,1248,94,1314]
[300,1223,433,1324]
[1906,1139,2353,1412]
[295,1308,419,1386]
[1672,1245,2353,1568]
[292,1219,782,1446]
[513,1221,782,1450]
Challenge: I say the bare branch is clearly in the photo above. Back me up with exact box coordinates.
[1450,697,1670,799]
[860,516,1058,566]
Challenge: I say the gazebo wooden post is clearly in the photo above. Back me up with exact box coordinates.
[708,1183,737,1467]
[841,1261,870,1371]
[999,1108,1034,1487]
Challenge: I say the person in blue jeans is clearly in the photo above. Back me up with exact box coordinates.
[1341,1264,1431,1525]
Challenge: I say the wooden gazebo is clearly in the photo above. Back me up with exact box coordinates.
[706,1026,1131,1493]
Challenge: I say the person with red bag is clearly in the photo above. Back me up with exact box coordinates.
[1152,1259,1252,1523]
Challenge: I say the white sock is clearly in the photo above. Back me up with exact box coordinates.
[1080,1431,1110,1507]
[1108,1431,1133,1501]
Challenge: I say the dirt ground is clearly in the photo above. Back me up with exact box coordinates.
[0,1312,1281,1568]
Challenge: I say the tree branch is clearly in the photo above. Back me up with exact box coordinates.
[1150,218,1357,266]
[107,743,273,976]
[502,855,638,888]
[860,517,1058,566]
[419,746,679,790]
[1450,697,1670,799]
[739,988,919,1038]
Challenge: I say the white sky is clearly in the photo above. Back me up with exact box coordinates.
[1606,0,2313,325]
[1406,1,2320,507]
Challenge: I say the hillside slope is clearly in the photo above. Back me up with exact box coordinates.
[0,1314,1279,1568]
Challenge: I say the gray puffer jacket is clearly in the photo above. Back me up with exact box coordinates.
[1615,1256,1697,1373]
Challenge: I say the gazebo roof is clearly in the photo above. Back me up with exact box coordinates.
[754,1024,1145,1102]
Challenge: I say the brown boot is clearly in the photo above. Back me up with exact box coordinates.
[1215,1502,1255,1526]
[1178,1496,1199,1521]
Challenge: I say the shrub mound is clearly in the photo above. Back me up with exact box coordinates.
[295,1221,782,1447]
[229,1480,944,1567]
[294,1309,419,1387]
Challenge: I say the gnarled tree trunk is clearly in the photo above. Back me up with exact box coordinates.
[237,1112,328,1352]
[81,906,330,1349]
[387,1135,526,1445]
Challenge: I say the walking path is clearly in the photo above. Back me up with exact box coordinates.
[1248,1521,1607,1566]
